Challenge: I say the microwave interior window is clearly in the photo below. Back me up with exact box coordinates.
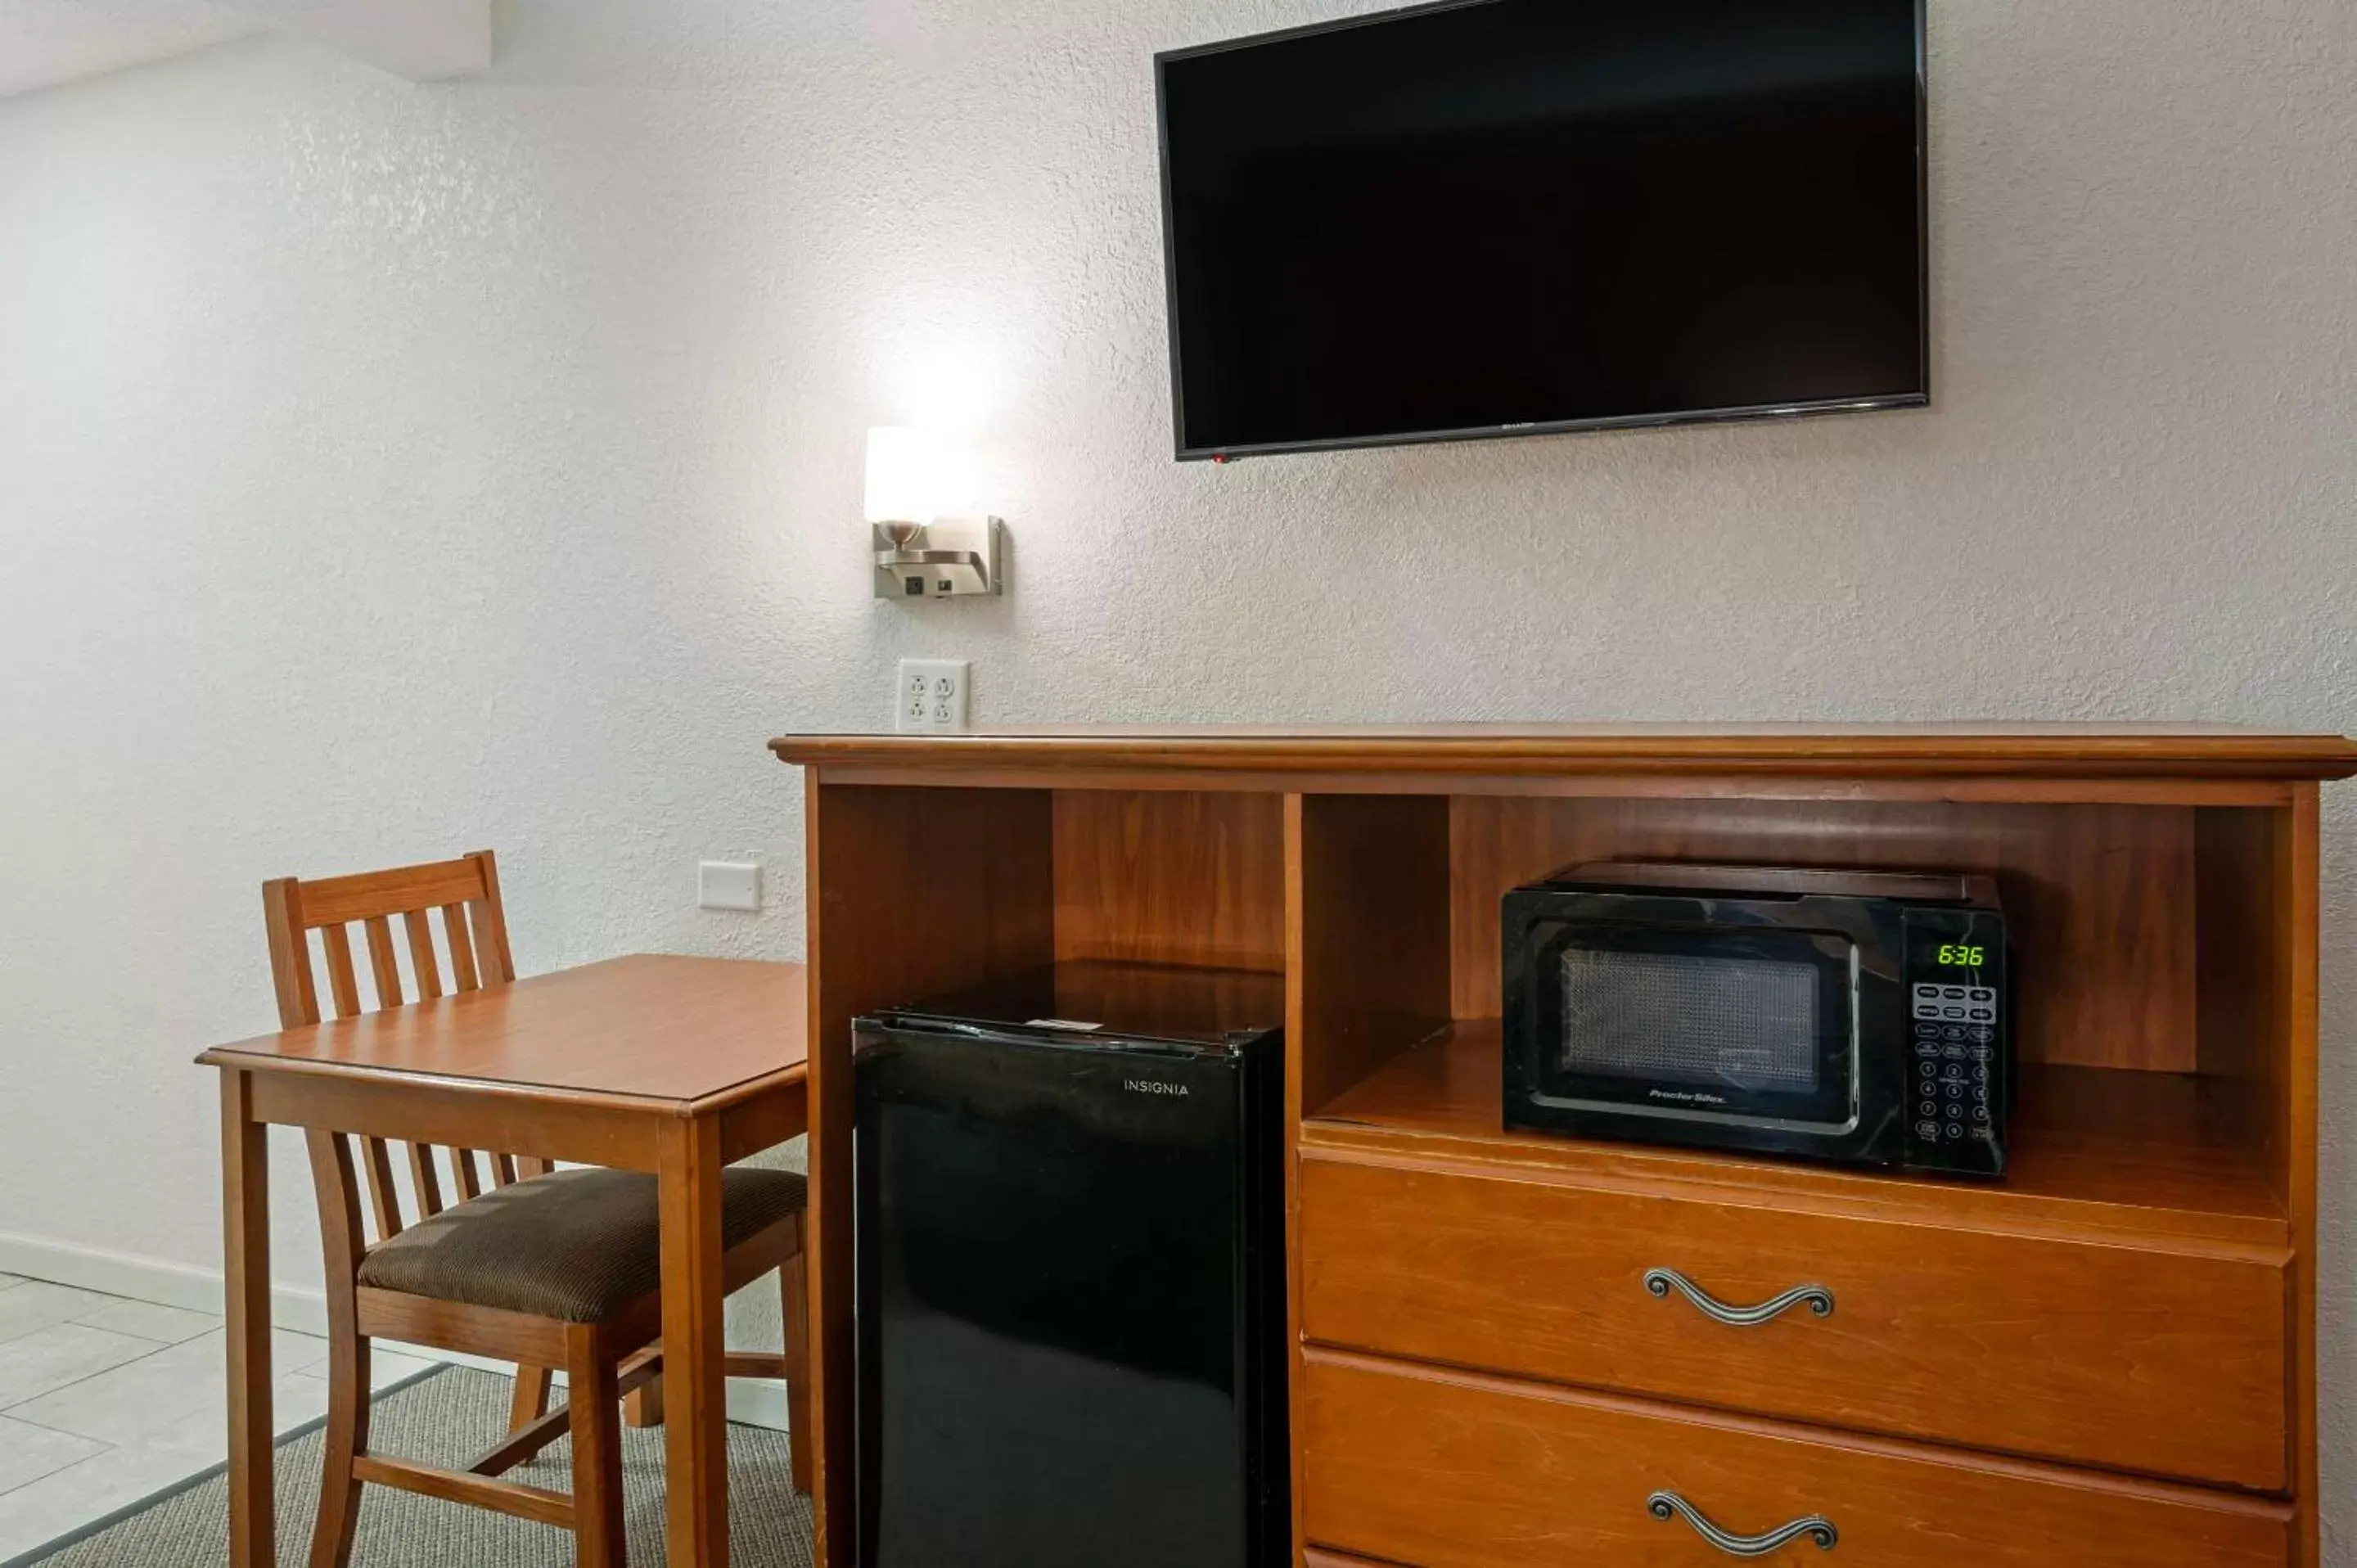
[1559,946,1827,1094]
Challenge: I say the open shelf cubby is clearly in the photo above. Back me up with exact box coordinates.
[806,784,1290,1012]
[1293,791,2301,1250]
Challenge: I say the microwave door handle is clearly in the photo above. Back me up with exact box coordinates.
[1644,1268,1835,1327]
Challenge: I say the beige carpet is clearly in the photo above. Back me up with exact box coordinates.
[11,1367,814,1566]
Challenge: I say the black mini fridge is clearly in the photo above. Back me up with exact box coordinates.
[851,961,1288,1568]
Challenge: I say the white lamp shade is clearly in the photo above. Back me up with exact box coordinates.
[864,426,962,524]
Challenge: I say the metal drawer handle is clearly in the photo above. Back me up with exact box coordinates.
[1645,1268,1834,1327]
[1649,1492,1839,1557]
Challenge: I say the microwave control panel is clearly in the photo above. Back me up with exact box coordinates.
[1900,909,2009,1178]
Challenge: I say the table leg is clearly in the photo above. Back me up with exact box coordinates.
[220,1069,274,1568]
[659,1115,730,1566]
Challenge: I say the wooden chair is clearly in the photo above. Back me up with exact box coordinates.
[263,850,811,1568]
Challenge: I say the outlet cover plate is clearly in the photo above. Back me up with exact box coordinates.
[698,861,762,912]
[895,660,971,732]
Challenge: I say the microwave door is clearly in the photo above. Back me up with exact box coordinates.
[1531,926,1862,1136]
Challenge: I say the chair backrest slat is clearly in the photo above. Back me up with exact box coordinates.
[403,908,444,1001]
[359,1138,404,1243]
[321,926,364,1020]
[408,1142,447,1219]
[449,1148,486,1201]
[443,904,480,993]
[259,851,527,1258]
[362,917,403,1010]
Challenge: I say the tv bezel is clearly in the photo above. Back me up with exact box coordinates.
[1153,0,1931,462]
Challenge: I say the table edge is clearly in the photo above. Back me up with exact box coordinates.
[198,1048,809,1118]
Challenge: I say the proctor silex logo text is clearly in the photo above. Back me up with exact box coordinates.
[1125,1079,1191,1097]
[1647,1088,1728,1106]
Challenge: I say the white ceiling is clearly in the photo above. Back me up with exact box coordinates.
[0,0,490,101]
[0,0,260,100]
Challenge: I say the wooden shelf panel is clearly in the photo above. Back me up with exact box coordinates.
[1052,790,1287,971]
[1303,1021,2287,1251]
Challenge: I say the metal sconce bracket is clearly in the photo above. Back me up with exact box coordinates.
[873,517,1006,601]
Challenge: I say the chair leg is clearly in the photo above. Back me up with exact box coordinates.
[783,1247,813,1498]
[509,1363,553,1432]
[567,1327,628,1568]
[309,1329,371,1568]
[623,1362,665,1428]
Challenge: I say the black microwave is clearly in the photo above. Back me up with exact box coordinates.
[1503,863,2011,1179]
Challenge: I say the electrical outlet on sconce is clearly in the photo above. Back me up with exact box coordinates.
[895,660,971,732]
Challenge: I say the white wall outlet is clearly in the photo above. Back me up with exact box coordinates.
[895,660,971,732]
[698,860,762,912]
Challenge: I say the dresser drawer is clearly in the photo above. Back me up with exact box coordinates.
[1302,1349,2293,1568]
[1299,1154,2287,1489]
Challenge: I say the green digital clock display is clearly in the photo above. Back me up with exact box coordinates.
[1936,944,1988,968]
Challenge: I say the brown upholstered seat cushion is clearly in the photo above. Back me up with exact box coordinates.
[355,1167,805,1324]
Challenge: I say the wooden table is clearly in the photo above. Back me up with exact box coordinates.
[199,955,809,1568]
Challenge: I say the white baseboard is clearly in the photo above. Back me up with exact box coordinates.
[0,1230,328,1325]
[0,1231,237,1315]
[0,1230,791,1432]
[724,1377,790,1430]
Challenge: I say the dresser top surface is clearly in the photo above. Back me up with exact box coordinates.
[772,723,2357,780]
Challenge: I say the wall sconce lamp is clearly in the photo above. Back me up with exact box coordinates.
[867,426,1005,601]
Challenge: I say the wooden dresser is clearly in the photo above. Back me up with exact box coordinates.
[770,725,2357,1567]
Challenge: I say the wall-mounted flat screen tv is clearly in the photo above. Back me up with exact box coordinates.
[1156,0,1928,460]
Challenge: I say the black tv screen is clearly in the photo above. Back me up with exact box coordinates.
[1156,0,1927,459]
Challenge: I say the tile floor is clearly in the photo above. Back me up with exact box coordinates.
[0,1272,435,1562]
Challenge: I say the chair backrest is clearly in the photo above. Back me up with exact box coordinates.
[261,850,543,1249]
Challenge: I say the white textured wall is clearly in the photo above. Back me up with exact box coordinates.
[0,0,2352,1531]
